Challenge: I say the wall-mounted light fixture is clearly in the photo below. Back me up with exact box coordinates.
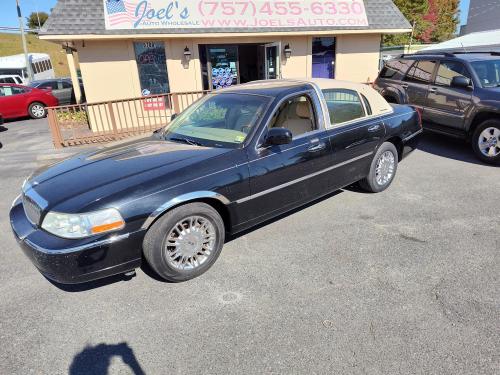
[183,46,192,66]
[284,44,292,59]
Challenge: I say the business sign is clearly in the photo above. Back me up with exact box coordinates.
[104,0,368,30]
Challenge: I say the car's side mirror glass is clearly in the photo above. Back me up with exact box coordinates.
[171,113,178,121]
[451,76,472,89]
[263,128,293,147]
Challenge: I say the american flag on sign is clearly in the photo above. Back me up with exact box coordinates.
[106,0,138,26]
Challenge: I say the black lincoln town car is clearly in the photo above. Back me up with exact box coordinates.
[10,79,422,284]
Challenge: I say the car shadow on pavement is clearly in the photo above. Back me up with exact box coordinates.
[417,131,496,166]
[69,342,145,375]
[0,125,7,133]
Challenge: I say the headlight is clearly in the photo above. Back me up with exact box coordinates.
[41,208,125,239]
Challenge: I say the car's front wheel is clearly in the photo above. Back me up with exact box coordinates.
[471,120,500,164]
[359,142,399,193]
[143,202,225,282]
[28,102,46,119]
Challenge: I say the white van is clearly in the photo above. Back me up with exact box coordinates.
[0,53,55,84]
[0,74,23,84]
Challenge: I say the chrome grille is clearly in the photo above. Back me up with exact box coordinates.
[22,193,42,226]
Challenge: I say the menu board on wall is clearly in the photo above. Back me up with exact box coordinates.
[104,0,369,30]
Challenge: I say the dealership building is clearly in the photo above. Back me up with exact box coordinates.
[40,0,410,104]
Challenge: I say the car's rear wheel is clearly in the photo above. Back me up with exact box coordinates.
[143,202,225,282]
[471,120,500,164]
[359,142,399,193]
[28,102,46,119]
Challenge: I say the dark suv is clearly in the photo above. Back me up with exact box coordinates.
[374,52,500,164]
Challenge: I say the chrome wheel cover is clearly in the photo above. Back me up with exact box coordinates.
[375,150,395,186]
[164,216,216,271]
[31,104,45,118]
[478,127,500,157]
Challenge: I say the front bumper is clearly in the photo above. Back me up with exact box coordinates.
[10,200,144,284]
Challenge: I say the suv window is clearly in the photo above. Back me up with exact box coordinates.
[435,61,471,87]
[322,89,365,125]
[61,81,73,89]
[0,77,15,83]
[404,60,437,84]
[380,59,414,81]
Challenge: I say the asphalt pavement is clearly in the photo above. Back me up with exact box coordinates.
[0,118,498,374]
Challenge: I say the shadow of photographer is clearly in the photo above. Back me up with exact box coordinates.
[69,342,145,375]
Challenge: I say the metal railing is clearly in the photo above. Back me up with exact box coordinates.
[47,90,210,148]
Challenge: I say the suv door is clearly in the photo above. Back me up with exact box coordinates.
[426,60,473,131]
[402,60,437,119]
[58,80,74,105]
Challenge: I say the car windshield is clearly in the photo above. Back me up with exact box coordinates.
[163,93,270,148]
[470,60,500,88]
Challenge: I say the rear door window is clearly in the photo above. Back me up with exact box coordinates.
[322,89,366,125]
[404,60,437,84]
[435,61,471,86]
[380,59,414,81]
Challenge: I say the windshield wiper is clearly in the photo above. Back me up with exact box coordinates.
[168,137,202,146]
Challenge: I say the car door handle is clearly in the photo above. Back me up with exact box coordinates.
[429,87,437,93]
[368,124,381,132]
[401,84,409,89]
[308,142,326,153]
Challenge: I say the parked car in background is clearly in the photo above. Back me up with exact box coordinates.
[0,83,58,120]
[374,52,500,164]
[10,79,422,285]
[0,75,23,84]
[29,78,85,105]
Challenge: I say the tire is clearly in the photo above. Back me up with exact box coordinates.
[471,119,500,165]
[143,202,225,282]
[359,142,399,193]
[28,102,46,119]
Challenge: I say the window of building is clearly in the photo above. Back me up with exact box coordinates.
[435,61,471,86]
[312,37,336,79]
[134,41,170,96]
[404,60,436,84]
[269,95,316,138]
[322,89,366,125]
[380,59,414,80]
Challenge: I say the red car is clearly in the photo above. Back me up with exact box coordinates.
[0,83,58,120]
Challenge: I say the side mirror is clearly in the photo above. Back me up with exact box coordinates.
[451,76,472,89]
[171,113,178,121]
[264,128,293,146]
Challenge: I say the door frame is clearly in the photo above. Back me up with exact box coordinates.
[202,42,282,89]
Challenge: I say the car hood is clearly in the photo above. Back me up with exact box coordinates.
[25,138,234,210]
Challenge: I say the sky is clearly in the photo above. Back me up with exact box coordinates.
[0,0,472,29]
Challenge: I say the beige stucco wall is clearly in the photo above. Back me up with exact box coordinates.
[76,33,382,103]
[334,34,382,83]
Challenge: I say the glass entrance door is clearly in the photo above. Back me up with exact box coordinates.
[207,46,239,90]
[264,42,281,80]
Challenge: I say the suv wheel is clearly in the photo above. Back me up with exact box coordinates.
[471,120,500,164]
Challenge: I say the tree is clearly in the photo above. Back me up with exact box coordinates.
[384,0,459,46]
[26,12,49,30]
[383,0,429,46]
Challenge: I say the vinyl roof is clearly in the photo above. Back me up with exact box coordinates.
[41,0,411,36]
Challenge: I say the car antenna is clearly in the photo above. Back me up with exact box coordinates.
[460,42,469,54]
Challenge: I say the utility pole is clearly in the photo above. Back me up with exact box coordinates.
[16,0,33,82]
